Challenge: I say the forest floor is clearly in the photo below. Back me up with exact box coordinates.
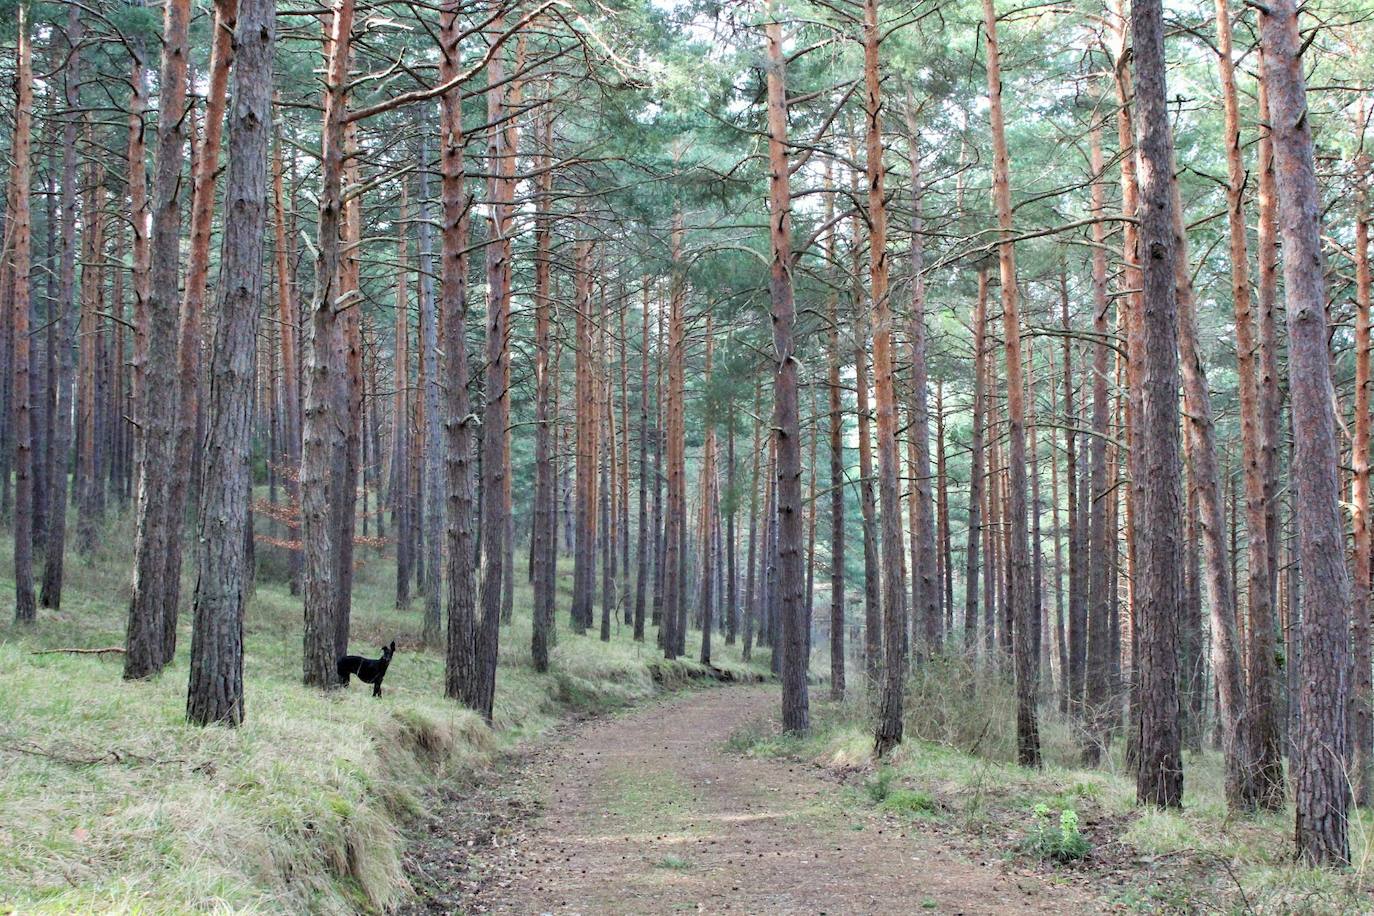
[405,684,1096,915]
[0,517,769,914]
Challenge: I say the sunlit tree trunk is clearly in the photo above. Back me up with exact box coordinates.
[765,7,808,733]
[1259,0,1354,865]
[1350,148,1372,807]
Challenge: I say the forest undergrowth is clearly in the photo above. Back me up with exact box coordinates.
[727,654,1374,914]
[0,513,768,914]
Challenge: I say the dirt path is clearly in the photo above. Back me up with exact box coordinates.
[425,685,1096,915]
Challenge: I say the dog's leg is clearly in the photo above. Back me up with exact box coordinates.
[373,681,381,697]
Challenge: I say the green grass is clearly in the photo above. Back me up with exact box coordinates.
[727,653,1374,913]
[0,512,770,914]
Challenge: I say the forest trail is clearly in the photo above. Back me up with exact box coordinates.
[439,686,1096,915]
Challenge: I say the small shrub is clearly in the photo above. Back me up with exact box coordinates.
[653,855,691,870]
[865,767,895,803]
[1022,803,1091,863]
[885,788,938,816]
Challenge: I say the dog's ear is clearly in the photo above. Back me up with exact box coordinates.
[389,640,396,654]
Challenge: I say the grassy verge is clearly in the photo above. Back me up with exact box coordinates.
[727,653,1374,914]
[0,517,769,914]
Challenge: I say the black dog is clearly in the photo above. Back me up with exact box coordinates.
[337,641,396,696]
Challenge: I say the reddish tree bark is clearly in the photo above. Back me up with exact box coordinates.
[1351,148,1373,807]
[165,0,239,637]
[439,0,478,704]
[765,7,809,733]
[1259,0,1354,864]
[981,0,1040,766]
[11,0,36,623]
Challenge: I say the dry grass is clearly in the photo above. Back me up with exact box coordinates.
[0,513,769,913]
[729,653,1374,914]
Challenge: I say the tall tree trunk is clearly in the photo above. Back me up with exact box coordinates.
[698,318,717,664]
[1350,148,1373,807]
[301,0,355,689]
[726,402,738,645]
[439,0,477,706]
[11,0,36,624]
[662,218,686,658]
[75,167,104,556]
[938,383,953,630]
[532,107,557,666]
[1084,128,1114,763]
[572,241,598,635]
[186,0,272,726]
[393,188,413,608]
[1259,0,1354,865]
[1212,0,1269,811]
[1048,359,1068,707]
[904,99,939,656]
[336,125,363,666]
[1256,93,1283,626]
[166,0,239,649]
[126,0,192,678]
[1130,0,1187,808]
[965,266,988,654]
[865,0,907,757]
[1171,165,1251,809]
[271,124,302,595]
[853,219,882,689]
[41,4,83,612]
[418,126,444,648]
[650,299,666,635]
[1241,54,1289,812]
[826,167,846,700]
[981,0,1040,767]
[743,380,761,662]
[764,8,808,734]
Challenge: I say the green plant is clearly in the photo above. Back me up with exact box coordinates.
[865,767,895,803]
[1022,803,1091,863]
[653,855,692,870]
[885,788,938,816]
